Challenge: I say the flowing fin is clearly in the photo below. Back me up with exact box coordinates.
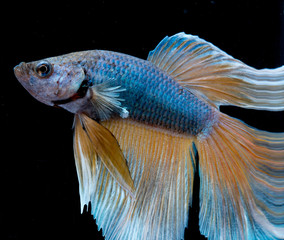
[75,118,196,240]
[74,114,135,202]
[148,32,284,111]
[195,113,284,240]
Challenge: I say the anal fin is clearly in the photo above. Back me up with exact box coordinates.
[74,117,196,240]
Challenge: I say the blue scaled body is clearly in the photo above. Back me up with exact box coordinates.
[83,50,216,135]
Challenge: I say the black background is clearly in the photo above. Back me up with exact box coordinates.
[2,1,284,239]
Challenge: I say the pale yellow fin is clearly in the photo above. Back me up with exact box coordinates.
[148,32,284,111]
[74,114,135,201]
[74,114,98,211]
[75,118,196,240]
[196,113,284,239]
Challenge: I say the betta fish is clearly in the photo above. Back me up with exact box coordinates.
[14,33,284,240]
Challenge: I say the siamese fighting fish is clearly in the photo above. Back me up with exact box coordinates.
[14,33,284,240]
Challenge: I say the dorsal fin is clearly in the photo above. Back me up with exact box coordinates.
[148,32,284,111]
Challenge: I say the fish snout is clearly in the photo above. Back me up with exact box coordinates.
[14,62,27,79]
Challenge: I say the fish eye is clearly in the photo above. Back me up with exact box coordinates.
[35,61,53,78]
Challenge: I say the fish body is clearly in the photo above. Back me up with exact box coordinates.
[15,50,217,135]
[14,33,284,240]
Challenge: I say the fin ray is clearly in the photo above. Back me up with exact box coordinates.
[74,114,98,211]
[90,81,129,120]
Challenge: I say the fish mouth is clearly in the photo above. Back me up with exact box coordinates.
[52,79,92,106]
[14,62,42,103]
[14,62,27,80]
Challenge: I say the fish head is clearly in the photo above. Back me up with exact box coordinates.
[14,55,86,106]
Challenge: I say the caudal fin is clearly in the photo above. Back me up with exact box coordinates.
[196,113,284,239]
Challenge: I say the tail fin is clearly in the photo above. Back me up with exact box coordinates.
[196,113,284,239]
[148,32,284,239]
[148,32,284,111]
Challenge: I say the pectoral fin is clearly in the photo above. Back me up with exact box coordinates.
[74,114,135,201]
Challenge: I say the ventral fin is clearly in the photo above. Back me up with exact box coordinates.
[75,114,135,199]
[74,114,98,211]
[148,32,284,111]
